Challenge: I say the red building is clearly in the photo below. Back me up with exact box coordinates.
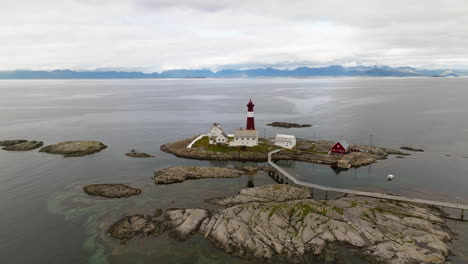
[330,140,349,155]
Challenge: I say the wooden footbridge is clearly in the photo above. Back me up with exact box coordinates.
[267,149,467,220]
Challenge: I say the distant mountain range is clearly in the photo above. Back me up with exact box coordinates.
[0,66,466,79]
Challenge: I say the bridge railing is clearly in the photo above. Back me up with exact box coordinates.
[267,149,467,220]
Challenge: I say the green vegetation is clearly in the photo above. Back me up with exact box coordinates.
[371,206,420,219]
[193,136,277,153]
[332,206,344,215]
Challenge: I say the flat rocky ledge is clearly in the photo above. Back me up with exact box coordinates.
[40,141,107,157]
[83,184,141,198]
[266,122,312,128]
[153,166,270,184]
[161,136,409,168]
[107,184,454,264]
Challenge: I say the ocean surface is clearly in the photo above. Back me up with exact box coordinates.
[0,77,467,263]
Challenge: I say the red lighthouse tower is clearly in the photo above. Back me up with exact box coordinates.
[246,99,255,130]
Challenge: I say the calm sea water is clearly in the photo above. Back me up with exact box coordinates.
[0,78,467,263]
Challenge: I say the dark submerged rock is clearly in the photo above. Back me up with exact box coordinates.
[107,215,157,243]
[267,122,312,128]
[400,146,424,152]
[83,184,141,198]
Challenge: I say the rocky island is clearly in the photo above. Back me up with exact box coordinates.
[125,149,154,158]
[107,184,454,264]
[1,140,43,151]
[40,141,107,157]
[401,146,425,152]
[267,122,312,128]
[154,166,245,184]
[161,136,409,168]
[83,184,142,198]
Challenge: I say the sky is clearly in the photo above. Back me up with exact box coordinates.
[1,0,468,72]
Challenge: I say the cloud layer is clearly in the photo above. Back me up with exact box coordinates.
[1,0,468,71]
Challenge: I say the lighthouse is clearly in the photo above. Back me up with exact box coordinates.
[246,99,255,130]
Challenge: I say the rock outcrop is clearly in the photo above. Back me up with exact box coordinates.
[200,185,453,264]
[267,122,312,128]
[207,184,310,206]
[2,140,43,151]
[83,184,141,198]
[401,146,424,152]
[108,209,209,243]
[40,141,107,157]
[165,209,210,240]
[106,184,453,264]
[125,149,154,158]
[0,140,28,146]
[107,215,158,243]
[153,166,245,184]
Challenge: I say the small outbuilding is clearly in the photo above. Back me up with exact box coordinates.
[229,129,258,147]
[330,140,349,155]
[274,134,296,149]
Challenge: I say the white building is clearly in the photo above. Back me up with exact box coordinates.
[229,129,258,147]
[207,123,229,144]
[274,134,296,149]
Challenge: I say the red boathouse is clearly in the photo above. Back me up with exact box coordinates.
[330,140,349,155]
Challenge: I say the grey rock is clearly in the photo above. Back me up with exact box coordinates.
[125,149,154,158]
[207,184,310,206]
[40,141,107,157]
[107,215,157,243]
[153,166,245,184]
[200,185,452,264]
[2,141,43,151]
[0,140,28,146]
[165,209,210,240]
[83,184,141,198]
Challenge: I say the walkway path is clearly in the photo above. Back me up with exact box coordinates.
[186,134,206,149]
[268,149,467,219]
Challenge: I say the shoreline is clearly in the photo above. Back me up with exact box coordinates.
[160,136,409,168]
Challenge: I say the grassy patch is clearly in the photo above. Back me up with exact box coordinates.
[332,206,344,215]
[193,136,277,154]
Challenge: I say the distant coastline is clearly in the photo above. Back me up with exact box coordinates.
[0,65,466,79]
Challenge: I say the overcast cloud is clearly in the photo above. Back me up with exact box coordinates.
[1,0,468,71]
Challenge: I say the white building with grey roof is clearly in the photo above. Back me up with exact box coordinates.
[274,134,296,149]
[229,129,258,147]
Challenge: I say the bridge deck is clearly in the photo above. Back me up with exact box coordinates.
[268,149,468,211]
